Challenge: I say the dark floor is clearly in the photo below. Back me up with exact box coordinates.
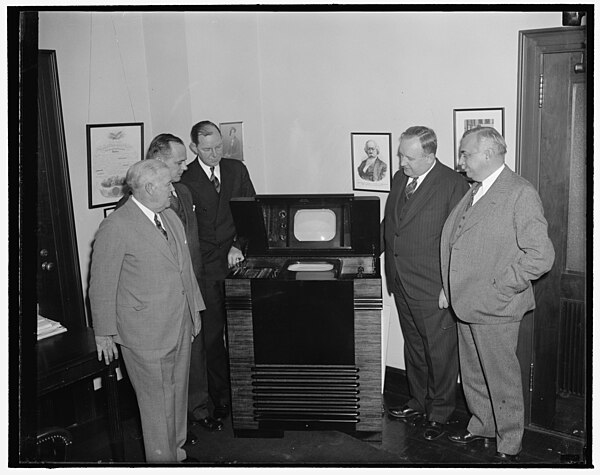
[61,368,588,467]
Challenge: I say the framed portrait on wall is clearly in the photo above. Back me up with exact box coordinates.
[351,132,392,193]
[453,108,505,171]
[219,121,244,161]
[86,122,144,208]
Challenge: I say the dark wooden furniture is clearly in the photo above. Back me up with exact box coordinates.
[37,328,124,462]
[224,195,383,437]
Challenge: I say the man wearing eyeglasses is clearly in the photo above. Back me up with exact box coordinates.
[180,120,256,426]
[440,126,554,462]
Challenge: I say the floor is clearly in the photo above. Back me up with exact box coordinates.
[60,368,587,467]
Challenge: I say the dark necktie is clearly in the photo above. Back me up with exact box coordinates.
[154,213,168,240]
[404,177,418,199]
[210,167,221,193]
[467,182,482,209]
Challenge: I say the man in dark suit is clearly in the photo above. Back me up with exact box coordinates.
[180,120,256,421]
[441,126,554,461]
[90,159,205,462]
[116,134,224,433]
[383,126,469,441]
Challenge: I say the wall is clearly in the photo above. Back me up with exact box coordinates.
[39,10,562,367]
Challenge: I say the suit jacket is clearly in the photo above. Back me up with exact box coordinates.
[384,160,469,300]
[89,198,205,350]
[180,157,256,280]
[358,157,387,182]
[440,167,555,324]
[116,182,203,282]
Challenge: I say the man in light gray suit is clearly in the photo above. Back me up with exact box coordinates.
[90,159,205,462]
[440,126,554,462]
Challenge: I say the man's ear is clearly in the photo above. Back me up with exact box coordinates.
[189,142,198,155]
[145,181,154,195]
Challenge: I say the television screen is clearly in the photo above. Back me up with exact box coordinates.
[293,209,336,242]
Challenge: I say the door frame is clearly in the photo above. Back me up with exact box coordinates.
[515,26,588,433]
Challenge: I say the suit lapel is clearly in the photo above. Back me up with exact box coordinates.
[123,199,179,267]
[459,167,513,236]
[398,160,442,227]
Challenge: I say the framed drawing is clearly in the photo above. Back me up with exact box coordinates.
[351,132,392,193]
[87,122,144,208]
[219,121,244,161]
[453,108,504,170]
[103,206,116,218]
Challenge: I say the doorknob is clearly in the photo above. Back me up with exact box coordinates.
[574,53,585,73]
[41,262,55,271]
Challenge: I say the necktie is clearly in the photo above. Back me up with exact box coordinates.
[210,167,220,193]
[404,177,418,199]
[154,213,168,240]
[467,182,482,209]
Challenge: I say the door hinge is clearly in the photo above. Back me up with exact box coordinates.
[529,362,534,392]
[538,74,544,108]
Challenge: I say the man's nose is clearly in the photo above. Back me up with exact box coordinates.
[400,156,407,167]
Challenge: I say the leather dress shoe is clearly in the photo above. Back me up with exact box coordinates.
[185,431,198,446]
[423,421,445,441]
[213,404,230,420]
[388,404,423,420]
[494,451,520,463]
[190,416,223,432]
[448,431,493,448]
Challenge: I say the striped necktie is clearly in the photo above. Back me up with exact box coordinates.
[404,177,418,199]
[467,182,482,209]
[210,167,221,193]
[154,213,168,240]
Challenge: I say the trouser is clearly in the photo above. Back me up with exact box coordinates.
[121,318,192,462]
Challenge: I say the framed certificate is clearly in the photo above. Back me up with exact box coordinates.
[86,122,144,208]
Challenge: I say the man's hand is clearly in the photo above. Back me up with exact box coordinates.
[438,288,449,309]
[227,246,245,268]
[95,335,119,365]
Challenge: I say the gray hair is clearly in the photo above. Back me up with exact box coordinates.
[400,126,437,155]
[462,126,507,155]
[126,159,169,193]
[364,140,380,154]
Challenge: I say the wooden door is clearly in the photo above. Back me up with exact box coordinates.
[516,27,587,438]
[37,50,87,328]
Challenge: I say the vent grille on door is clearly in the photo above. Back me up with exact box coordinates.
[557,299,585,396]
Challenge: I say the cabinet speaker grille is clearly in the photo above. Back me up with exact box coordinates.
[251,365,361,423]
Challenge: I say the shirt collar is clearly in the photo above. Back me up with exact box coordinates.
[480,164,505,194]
[197,158,221,180]
[412,159,436,189]
[131,195,158,223]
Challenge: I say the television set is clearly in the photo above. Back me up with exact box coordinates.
[230,194,378,256]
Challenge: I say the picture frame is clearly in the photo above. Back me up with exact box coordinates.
[453,108,504,171]
[86,122,144,208]
[103,206,116,218]
[219,121,244,161]
[351,132,392,193]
